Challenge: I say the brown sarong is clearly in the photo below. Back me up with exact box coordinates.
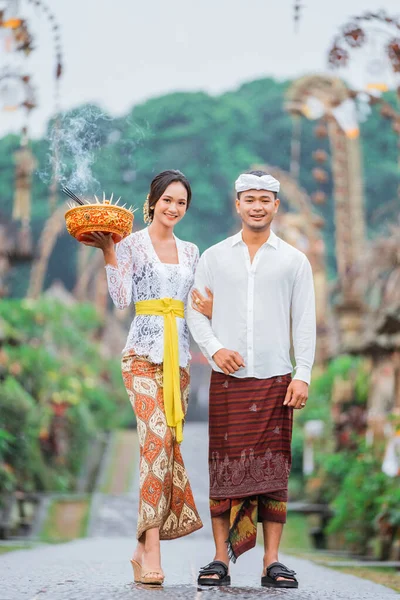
[208,371,293,560]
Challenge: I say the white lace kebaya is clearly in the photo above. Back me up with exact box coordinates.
[105,227,199,367]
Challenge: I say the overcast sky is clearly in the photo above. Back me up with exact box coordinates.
[1,0,400,138]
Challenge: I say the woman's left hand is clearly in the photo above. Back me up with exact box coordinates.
[191,287,213,319]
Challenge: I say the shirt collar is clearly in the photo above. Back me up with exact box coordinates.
[231,229,279,250]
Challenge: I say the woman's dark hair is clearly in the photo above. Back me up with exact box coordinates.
[236,169,278,199]
[147,170,192,220]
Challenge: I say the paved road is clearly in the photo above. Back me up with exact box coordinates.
[0,424,397,600]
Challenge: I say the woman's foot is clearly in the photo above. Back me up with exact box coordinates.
[131,540,144,566]
[141,549,164,581]
[137,529,164,582]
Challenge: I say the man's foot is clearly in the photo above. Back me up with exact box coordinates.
[198,560,231,586]
[198,554,229,581]
[261,562,298,588]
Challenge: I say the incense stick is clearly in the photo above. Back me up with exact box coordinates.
[61,186,85,206]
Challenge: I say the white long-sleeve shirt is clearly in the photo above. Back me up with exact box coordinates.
[187,229,316,384]
[105,227,199,365]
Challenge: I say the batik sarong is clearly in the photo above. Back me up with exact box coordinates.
[208,371,293,560]
[121,351,203,540]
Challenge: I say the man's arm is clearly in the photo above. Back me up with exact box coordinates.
[284,255,316,409]
[291,255,316,385]
[187,252,245,374]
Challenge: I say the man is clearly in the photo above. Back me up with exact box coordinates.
[187,171,316,589]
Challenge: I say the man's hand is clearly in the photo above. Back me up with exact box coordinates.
[283,380,309,409]
[212,348,245,375]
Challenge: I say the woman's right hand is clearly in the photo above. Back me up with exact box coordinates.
[80,232,115,252]
[80,232,117,266]
[191,287,213,319]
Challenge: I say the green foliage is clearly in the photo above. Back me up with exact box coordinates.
[300,355,370,426]
[0,429,17,493]
[377,483,400,529]
[291,355,369,486]
[0,376,50,491]
[326,448,389,554]
[0,299,133,493]
[297,355,393,557]
[290,423,304,479]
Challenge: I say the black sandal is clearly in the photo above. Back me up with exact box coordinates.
[197,560,231,586]
[261,561,298,588]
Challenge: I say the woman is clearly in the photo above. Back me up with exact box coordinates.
[81,170,210,586]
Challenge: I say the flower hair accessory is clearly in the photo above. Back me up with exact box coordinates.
[143,194,153,224]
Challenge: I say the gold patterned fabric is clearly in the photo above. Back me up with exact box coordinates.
[121,351,203,540]
[210,494,287,562]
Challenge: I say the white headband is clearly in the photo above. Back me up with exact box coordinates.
[235,173,280,193]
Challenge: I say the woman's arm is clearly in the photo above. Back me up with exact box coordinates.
[81,232,133,309]
[191,287,213,319]
[188,244,213,319]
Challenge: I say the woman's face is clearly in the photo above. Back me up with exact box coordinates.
[152,181,188,228]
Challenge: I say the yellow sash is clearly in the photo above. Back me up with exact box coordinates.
[135,298,185,443]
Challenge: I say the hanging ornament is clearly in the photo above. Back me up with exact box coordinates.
[13,132,37,225]
[1,17,22,29]
[313,149,328,163]
[0,74,22,110]
[331,98,360,139]
[0,72,36,112]
[392,119,400,135]
[380,103,395,119]
[328,45,349,68]
[13,19,34,55]
[387,38,400,73]
[314,123,328,138]
[343,24,366,48]
[312,168,329,184]
[312,191,327,205]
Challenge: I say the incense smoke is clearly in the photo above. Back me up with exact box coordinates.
[49,105,111,193]
[39,105,149,196]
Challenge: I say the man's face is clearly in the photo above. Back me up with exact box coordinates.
[236,189,280,232]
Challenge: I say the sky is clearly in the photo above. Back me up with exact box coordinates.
[1,0,400,138]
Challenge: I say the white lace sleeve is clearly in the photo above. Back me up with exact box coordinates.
[192,244,200,273]
[104,236,134,309]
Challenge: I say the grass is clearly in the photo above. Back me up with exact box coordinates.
[0,544,36,555]
[40,496,90,543]
[333,566,400,593]
[280,513,313,552]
